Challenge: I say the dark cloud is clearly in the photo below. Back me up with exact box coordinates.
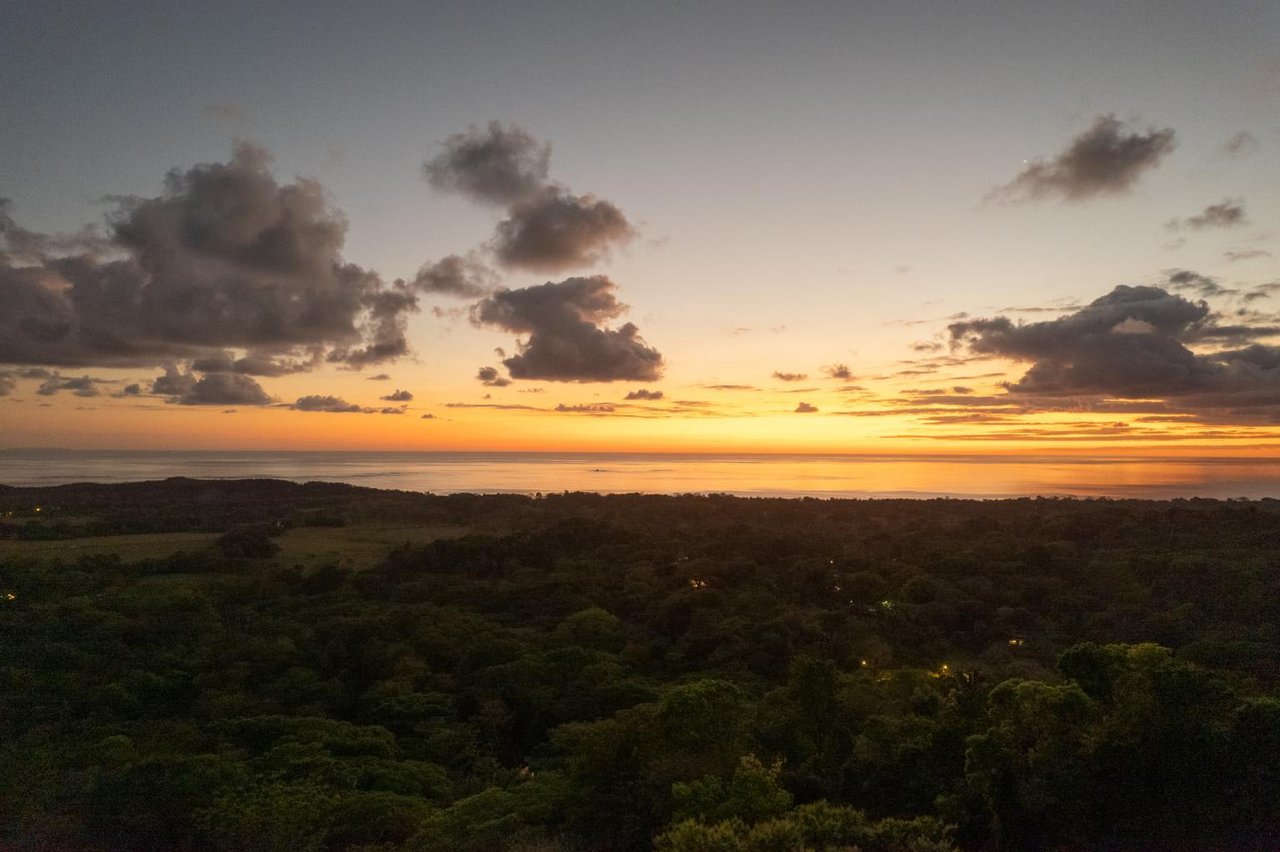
[189,349,320,376]
[492,189,634,272]
[367,373,391,381]
[151,366,198,397]
[291,395,363,413]
[823,363,853,380]
[947,284,1280,419]
[794,402,819,413]
[1166,199,1247,232]
[1243,283,1280,303]
[472,276,663,382]
[42,375,103,397]
[177,373,272,406]
[555,403,615,414]
[148,365,271,405]
[426,122,634,273]
[420,413,435,419]
[948,286,1209,395]
[381,389,413,402]
[121,383,141,396]
[378,407,404,415]
[0,363,78,394]
[0,144,419,380]
[990,115,1176,203]
[411,254,496,298]
[1165,269,1234,299]
[326,285,417,368]
[625,389,664,400]
[772,371,808,382]
[424,122,551,206]
[477,366,512,387]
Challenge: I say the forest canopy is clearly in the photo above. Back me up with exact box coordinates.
[2,480,1280,850]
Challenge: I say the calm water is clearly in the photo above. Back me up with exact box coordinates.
[3,450,1280,499]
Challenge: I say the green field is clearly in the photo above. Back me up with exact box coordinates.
[272,523,470,569]
[0,523,469,569]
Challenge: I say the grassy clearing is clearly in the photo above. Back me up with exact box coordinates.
[0,523,470,569]
[273,524,469,570]
[0,531,220,562]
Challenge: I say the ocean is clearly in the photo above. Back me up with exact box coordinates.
[3,449,1280,499]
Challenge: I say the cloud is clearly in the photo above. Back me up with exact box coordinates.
[472,276,663,382]
[189,349,320,376]
[1166,199,1247,232]
[444,401,541,411]
[1225,249,1272,263]
[36,373,104,397]
[1165,269,1233,299]
[378,407,404,415]
[625,389,663,400]
[794,402,818,413]
[1224,131,1258,159]
[411,254,496,298]
[426,122,634,273]
[555,403,615,414]
[823,363,853,380]
[990,115,1176,203]
[492,189,634,272]
[147,365,271,405]
[477,366,512,387]
[946,284,1280,419]
[772,371,808,382]
[326,286,417,368]
[420,413,435,419]
[424,122,551,206]
[177,372,273,406]
[367,373,391,381]
[0,144,419,379]
[291,395,363,413]
[1243,283,1280,303]
[151,366,197,397]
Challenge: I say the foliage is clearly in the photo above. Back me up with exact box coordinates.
[2,481,1280,849]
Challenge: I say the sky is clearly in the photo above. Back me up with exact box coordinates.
[1,0,1278,453]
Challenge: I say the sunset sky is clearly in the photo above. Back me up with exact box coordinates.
[2,1,1278,453]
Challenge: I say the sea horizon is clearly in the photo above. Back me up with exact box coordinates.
[5,448,1280,500]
